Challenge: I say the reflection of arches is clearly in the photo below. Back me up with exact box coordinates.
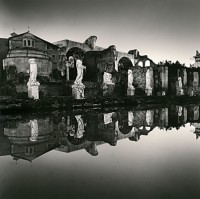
[118,113,133,134]
[145,60,150,67]
[137,125,154,135]
[118,57,133,96]
[66,47,86,60]
[66,47,86,81]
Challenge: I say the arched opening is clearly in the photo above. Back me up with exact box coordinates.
[138,61,143,67]
[118,112,133,134]
[66,47,86,81]
[118,57,133,96]
[145,60,150,67]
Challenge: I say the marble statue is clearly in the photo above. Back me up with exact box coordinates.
[178,77,183,89]
[27,58,40,99]
[28,58,37,83]
[74,59,86,85]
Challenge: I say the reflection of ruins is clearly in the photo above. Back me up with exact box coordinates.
[1,103,200,161]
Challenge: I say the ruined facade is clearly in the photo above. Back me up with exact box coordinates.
[2,31,59,79]
[1,31,200,99]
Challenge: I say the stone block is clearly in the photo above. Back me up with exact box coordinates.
[27,81,40,100]
[72,84,85,99]
[102,83,115,97]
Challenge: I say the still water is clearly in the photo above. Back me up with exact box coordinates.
[1,104,200,199]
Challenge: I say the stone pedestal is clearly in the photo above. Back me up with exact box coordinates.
[27,81,40,100]
[188,89,194,96]
[72,84,85,99]
[177,88,184,96]
[102,83,115,97]
[161,91,166,96]
[145,87,152,96]
[127,86,135,96]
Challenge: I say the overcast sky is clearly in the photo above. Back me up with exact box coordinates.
[0,0,200,65]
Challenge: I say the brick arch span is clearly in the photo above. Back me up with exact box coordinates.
[115,53,134,71]
[65,47,86,81]
[117,56,134,96]
[66,47,86,61]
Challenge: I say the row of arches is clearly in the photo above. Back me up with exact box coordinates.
[58,47,153,96]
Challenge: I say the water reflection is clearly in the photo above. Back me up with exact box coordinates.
[1,104,200,161]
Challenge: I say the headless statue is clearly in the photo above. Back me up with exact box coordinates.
[74,59,86,85]
[29,58,37,83]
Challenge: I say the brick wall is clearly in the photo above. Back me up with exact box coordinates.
[0,38,9,80]
[132,66,146,95]
[4,57,52,76]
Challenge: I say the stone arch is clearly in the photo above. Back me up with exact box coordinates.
[118,57,134,96]
[66,47,86,81]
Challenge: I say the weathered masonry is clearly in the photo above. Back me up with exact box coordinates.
[0,31,200,99]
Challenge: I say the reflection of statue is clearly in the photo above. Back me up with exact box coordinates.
[28,58,37,83]
[74,59,86,85]
[29,119,38,142]
[84,36,97,50]
[75,115,85,138]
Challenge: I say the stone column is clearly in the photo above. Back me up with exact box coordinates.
[128,111,134,126]
[127,69,135,96]
[102,72,115,96]
[27,58,40,100]
[161,66,168,96]
[176,77,184,96]
[193,71,199,95]
[145,68,153,96]
[187,70,194,96]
